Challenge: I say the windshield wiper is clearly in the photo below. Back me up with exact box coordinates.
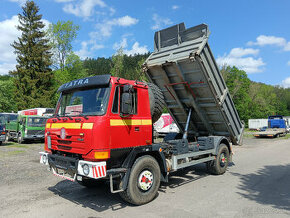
[63,113,74,120]
[70,111,89,120]
[53,114,61,121]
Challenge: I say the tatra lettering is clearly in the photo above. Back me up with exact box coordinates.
[78,80,83,85]
[73,80,78,86]
[84,78,89,84]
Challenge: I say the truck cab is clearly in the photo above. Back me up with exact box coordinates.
[6,114,47,143]
[44,75,152,166]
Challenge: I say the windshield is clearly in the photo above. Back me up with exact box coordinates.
[56,87,110,116]
[27,117,47,127]
[0,115,5,124]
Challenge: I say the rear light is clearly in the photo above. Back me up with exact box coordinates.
[94,151,109,159]
[1,132,5,135]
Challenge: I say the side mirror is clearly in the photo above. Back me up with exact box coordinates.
[121,92,133,114]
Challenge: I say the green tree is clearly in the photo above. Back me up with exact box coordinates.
[47,20,79,71]
[111,48,124,77]
[83,57,112,76]
[0,79,17,112]
[221,66,251,122]
[10,0,54,110]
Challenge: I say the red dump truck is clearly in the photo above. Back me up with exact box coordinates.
[40,23,244,205]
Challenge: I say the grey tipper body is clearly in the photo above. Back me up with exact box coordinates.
[144,23,244,145]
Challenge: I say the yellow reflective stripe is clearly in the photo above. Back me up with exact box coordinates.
[51,123,81,129]
[141,119,152,125]
[46,123,51,129]
[110,119,152,126]
[82,123,94,129]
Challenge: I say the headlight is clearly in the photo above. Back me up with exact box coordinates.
[83,164,89,175]
[42,155,47,164]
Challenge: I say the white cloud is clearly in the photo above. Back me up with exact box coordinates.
[287,61,290,66]
[111,16,138,27]
[281,77,290,88]
[109,7,116,16]
[0,15,21,75]
[216,47,265,73]
[151,14,173,30]
[284,42,290,51]
[0,15,51,75]
[113,38,128,50]
[228,47,259,57]
[248,35,290,51]
[113,37,148,56]
[63,0,106,18]
[172,5,179,10]
[75,40,104,59]
[94,16,139,39]
[124,42,148,56]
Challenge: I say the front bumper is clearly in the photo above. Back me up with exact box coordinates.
[24,135,44,140]
[40,152,106,181]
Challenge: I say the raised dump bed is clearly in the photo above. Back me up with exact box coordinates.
[143,23,244,145]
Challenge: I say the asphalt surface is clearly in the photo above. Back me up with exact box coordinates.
[0,137,290,218]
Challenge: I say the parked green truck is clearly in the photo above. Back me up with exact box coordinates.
[5,108,52,143]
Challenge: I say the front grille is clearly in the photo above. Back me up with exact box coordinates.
[57,140,72,145]
[27,129,45,135]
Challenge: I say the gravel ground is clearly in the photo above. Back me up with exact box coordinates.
[0,137,290,218]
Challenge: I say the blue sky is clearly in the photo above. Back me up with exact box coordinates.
[0,0,290,88]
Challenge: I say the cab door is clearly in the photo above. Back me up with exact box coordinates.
[109,85,149,149]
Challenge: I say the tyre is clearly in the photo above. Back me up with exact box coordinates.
[0,141,2,146]
[207,144,229,175]
[5,132,10,142]
[17,132,24,144]
[77,176,105,188]
[147,83,165,124]
[119,155,161,205]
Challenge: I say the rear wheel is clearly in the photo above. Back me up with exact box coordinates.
[0,141,2,146]
[207,144,229,175]
[119,155,161,205]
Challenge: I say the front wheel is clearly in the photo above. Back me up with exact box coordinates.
[119,155,161,205]
[17,133,24,144]
[207,144,230,175]
[5,132,10,142]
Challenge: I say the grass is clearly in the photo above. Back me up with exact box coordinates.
[7,150,25,156]
[243,134,254,138]
[277,134,290,140]
[9,144,29,148]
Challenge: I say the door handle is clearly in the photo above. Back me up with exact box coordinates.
[135,127,140,132]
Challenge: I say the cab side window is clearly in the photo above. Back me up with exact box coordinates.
[112,86,119,114]
[112,85,138,114]
[120,86,138,114]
